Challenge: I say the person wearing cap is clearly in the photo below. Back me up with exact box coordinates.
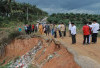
[92,20,99,43]
[71,23,76,44]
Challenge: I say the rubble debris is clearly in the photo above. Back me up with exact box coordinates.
[9,41,43,68]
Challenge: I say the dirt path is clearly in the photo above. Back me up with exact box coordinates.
[52,33,100,67]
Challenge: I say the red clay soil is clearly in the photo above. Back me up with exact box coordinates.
[34,39,80,68]
[0,38,41,63]
[0,36,81,68]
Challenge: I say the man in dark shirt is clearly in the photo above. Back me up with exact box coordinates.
[45,24,50,36]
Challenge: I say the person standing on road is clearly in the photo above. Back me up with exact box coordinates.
[34,24,37,32]
[68,21,72,37]
[92,20,99,43]
[88,22,92,43]
[54,24,57,38]
[58,24,62,37]
[32,24,34,32]
[29,24,32,34]
[45,24,50,36]
[64,24,67,37]
[36,23,39,31]
[39,23,43,34]
[27,25,30,35]
[71,23,76,44]
[24,24,27,34]
[51,24,54,36]
[82,22,90,45]
[61,23,65,38]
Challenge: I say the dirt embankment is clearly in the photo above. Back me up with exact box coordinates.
[0,35,80,68]
[0,37,42,63]
[33,37,80,68]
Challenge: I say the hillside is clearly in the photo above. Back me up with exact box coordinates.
[0,0,48,27]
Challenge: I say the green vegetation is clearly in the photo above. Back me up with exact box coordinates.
[47,13,100,34]
[0,59,5,65]
[0,61,12,68]
[0,0,48,27]
[47,13,100,25]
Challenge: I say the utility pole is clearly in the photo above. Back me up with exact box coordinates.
[27,7,29,21]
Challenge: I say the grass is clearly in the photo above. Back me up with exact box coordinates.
[0,61,12,68]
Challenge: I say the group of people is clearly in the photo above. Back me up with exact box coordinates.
[18,19,99,45]
[69,20,100,44]
[18,22,66,38]
[37,23,66,38]
[83,20,99,44]
[18,24,38,34]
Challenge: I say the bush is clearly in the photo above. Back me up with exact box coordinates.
[8,31,22,41]
[0,31,22,45]
[0,16,3,21]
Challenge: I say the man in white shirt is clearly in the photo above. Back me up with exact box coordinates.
[58,24,62,37]
[71,23,76,44]
[92,20,99,43]
[88,22,92,43]
[36,23,39,31]
[69,21,72,37]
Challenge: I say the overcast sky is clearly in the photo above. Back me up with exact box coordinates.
[16,0,100,14]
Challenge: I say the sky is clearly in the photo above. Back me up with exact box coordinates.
[16,0,100,14]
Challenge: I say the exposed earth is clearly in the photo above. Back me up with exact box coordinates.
[0,33,100,68]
